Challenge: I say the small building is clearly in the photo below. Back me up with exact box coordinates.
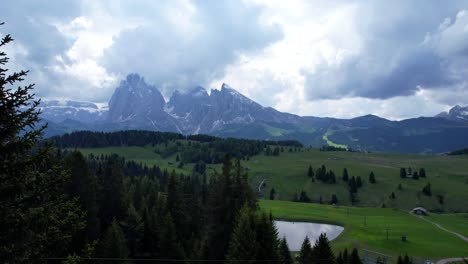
[412,207,428,215]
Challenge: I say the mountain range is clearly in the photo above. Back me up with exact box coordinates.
[39,73,468,154]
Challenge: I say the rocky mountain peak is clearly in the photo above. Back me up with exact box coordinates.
[436,105,468,121]
[108,73,165,122]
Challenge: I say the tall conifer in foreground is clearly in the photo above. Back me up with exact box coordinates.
[0,22,84,263]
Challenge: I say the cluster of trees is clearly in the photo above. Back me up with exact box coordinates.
[292,191,339,205]
[396,254,414,264]
[447,148,468,155]
[336,248,363,264]
[298,234,363,264]
[53,130,302,165]
[265,145,282,156]
[0,32,294,263]
[314,165,337,183]
[320,145,348,152]
[399,167,426,180]
[422,182,432,196]
[53,131,302,159]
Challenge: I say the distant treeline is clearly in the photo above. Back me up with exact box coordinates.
[447,148,468,155]
[48,130,302,163]
[50,130,302,148]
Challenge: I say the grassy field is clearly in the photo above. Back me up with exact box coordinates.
[260,199,468,261]
[243,149,468,212]
[76,143,468,261]
[76,145,224,176]
[76,145,468,212]
[425,213,468,237]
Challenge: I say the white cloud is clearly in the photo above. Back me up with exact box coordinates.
[2,0,468,119]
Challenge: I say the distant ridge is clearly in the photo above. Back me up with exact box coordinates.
[39,74,468,154]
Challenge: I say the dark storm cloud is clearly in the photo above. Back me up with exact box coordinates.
[304,0,468,100]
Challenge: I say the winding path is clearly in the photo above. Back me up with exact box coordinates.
[436,257,467,264]
[414,214,468,242]
[409,212,467,264]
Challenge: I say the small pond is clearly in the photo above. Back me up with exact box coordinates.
[274,221,344,251]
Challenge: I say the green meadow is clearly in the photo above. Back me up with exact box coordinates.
[76,143,468,261]
[77,145,468,212]
[260,199,468,261]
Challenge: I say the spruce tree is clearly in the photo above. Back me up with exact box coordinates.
[225,205,258,263]
[65,151,100,243]
[298,236,313,264]
[278,237,293,264]
[349,248,362,264]
[419,168,426,178]
[0,24,84,262]
[159,213,185,261]
[342,248,349,263]
[311,233,335,264]
[356,176,363,188]
[270,187,276,200]
[342,168,349,181]
[369,171,376,184]
[100,218,129,260]
[99,157,128,231]
[336,251,344,264]
[400,168,407,178]
[308,165,314,177]
[255,212,280,263]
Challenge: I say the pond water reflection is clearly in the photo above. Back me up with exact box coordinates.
[274,221,344,251]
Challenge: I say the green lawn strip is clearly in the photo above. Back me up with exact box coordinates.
[260,199,468,260]
[425,213,468,237]
[323,130,348,150]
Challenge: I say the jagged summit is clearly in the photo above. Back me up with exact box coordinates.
[436,105,468,121]
[38,74,468,154]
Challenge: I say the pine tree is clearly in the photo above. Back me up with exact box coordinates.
[0,25,84,262]
[270,187,276,200]
[308,165,314,177]
[336,251,344,264]
[255,212,280,263]
[342,168,349,181]
[278,237,293,264]
[311,233,335,264]
[100,218,129,260]
[397,255,404,264]
[419,168,426,178]
[342,248,349,263]
[349,248,362,264]
[298,236,313,264]
[422,182,432,196]
[159,213,185,261]
[369,171,376,184]
[356,176,363,188]
[225,205,258,263]
[400,168,407,179]
[331,194,338,205]
[65,151,100,243]
[99,157,128,231]
[140,207,160,258]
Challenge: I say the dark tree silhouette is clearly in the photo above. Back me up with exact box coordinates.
[0,23,84,262]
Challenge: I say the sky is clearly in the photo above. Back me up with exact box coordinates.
[2,0,468,120]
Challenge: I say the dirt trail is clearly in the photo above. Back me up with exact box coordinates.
[409,212,467,264]
[436,257,467,264]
